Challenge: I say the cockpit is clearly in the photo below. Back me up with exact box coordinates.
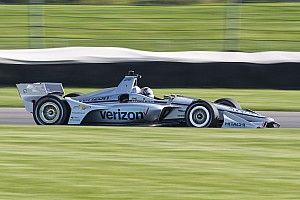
[116,71,155,98]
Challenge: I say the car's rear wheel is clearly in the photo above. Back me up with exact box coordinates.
[64,92,83,98]
[214,98,241,109]
[33,95,70,125]
[186,100,219,128]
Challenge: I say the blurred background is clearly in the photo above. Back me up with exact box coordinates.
[0,0,299,52]
[1,3,300,200]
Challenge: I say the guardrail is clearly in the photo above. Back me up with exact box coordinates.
[0,47,299,89]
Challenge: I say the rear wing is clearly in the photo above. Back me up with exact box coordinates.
[16,83,64,112]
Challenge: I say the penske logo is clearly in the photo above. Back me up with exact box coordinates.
[99,108,149,120]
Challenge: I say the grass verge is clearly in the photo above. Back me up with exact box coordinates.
[2,87,300,111]
[0,125,299,199]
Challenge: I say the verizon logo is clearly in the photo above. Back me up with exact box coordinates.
[99,108,149,120]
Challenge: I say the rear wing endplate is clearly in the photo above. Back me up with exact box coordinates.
[16,83,64,112]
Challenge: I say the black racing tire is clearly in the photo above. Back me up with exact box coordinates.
[64,92,83,98]
[185,100,220,128]
[214,98,241,109]
[33,95,70,125]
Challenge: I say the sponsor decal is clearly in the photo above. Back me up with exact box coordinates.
[131,97,154,103]
[228,107,259,116]
[26,85,45,94]
[72,112,85,115]
[70,116,81,122]
[124,77,132,81]
[99,108,149,120]
[225,122,246,127]
[81,96,109,102]
[73,104,91,110]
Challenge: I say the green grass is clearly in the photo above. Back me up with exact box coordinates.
[0,3,299,51]
[0,125,299,199]
[2,87,300,111]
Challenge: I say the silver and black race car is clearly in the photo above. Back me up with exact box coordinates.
[17,71,279,128]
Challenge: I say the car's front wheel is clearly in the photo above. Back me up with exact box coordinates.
[214,98,241,109]
[185,100,219,128]
[33,95,70,125]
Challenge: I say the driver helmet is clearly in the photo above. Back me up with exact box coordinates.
[141,87,154,98]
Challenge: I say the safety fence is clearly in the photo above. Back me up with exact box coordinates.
[0,3,299,51]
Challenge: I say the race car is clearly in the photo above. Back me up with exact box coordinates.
[17,71,280,128]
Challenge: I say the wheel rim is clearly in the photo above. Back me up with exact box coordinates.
[39,102,61,124]
[189,106,210,127]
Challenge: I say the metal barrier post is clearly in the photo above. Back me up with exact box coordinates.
[224,0,241,51]
[28,0,44,49]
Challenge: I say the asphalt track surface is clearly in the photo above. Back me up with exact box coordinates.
[0,108,299,128]
[0,108,300,128]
